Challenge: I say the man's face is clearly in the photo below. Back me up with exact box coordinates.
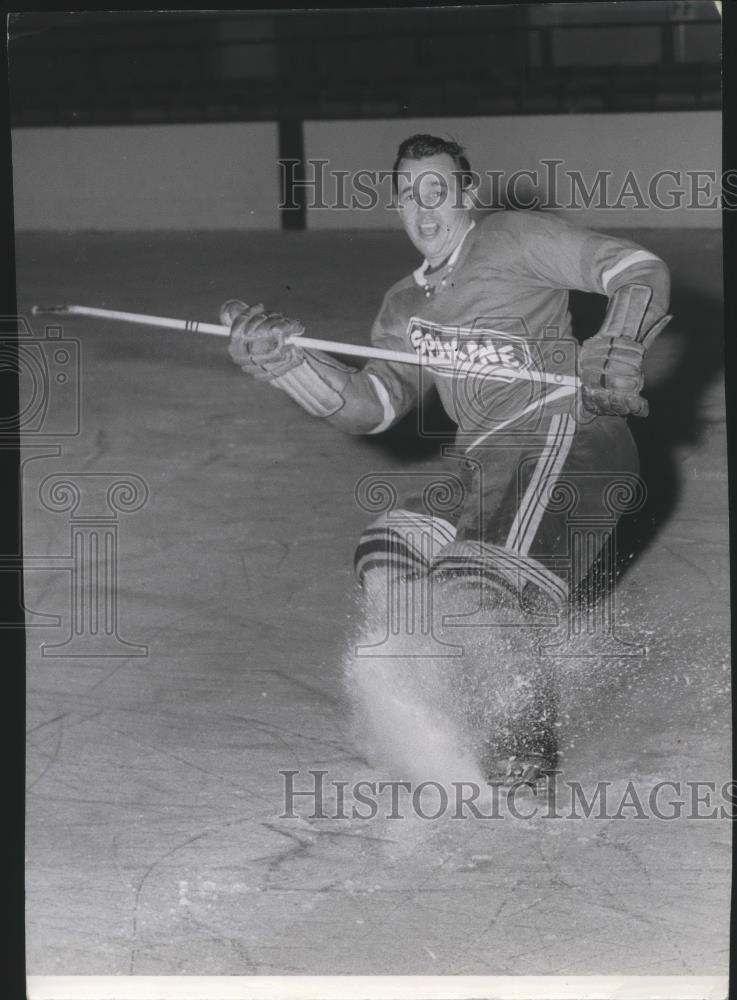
[395,152,473,266]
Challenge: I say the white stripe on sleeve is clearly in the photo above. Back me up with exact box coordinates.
[365,372,397,434]
[601,250,662,293]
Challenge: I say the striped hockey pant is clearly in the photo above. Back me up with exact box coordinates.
[354,412,640,610]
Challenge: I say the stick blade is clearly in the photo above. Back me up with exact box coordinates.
[31,305,73,316]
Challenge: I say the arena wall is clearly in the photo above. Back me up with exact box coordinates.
[11,122,281,230]
[12,111,720,231]
[304,112,722,230]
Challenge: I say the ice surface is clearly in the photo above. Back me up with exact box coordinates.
[19,229,730,975]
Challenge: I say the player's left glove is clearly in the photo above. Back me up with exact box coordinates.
[578,284,672,418]
[578,335,649,417]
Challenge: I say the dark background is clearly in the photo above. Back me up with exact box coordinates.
[8,3,721,127]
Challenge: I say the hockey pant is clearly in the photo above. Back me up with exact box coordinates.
[354,412,640,611]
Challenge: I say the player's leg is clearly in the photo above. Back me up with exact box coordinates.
[352,451,472,618]
[508,416,640,785]
[435,413,639,604]
[354,506,458,612]
[430,414,581,614]
[431,413,639,785]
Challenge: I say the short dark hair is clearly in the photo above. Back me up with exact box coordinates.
[392,134,473,193]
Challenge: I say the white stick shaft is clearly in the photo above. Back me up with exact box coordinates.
[41,304,228,336]
[288,335,578,388]
[35,303,579,389]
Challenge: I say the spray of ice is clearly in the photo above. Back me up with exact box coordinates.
[343,578,546,786]
[341,575,730,800]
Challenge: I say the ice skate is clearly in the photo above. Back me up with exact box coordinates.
[484,748,559,795]
[479,652,561,794]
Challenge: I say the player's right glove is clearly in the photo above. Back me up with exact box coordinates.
[219,299,401,433]
[221,299,306,379]
[220,298,385,428]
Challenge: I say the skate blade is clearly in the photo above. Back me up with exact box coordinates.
[485,756,559,794]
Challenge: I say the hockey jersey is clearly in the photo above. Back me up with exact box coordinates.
[333,210,670,438]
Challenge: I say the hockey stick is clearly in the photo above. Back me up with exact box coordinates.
[31,303,580,389]
[31,304,228,337]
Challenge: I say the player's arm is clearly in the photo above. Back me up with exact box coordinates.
[221,300,418,435]
[516,214,672,416]
[577,229,671,417]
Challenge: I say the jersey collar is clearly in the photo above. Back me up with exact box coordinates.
[412,220,476,289]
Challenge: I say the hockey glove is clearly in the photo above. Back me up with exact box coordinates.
[578,284,672,418]
[221,299,305,380]
[578,335,649,417]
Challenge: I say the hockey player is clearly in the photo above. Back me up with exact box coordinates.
[222,134,671,785]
